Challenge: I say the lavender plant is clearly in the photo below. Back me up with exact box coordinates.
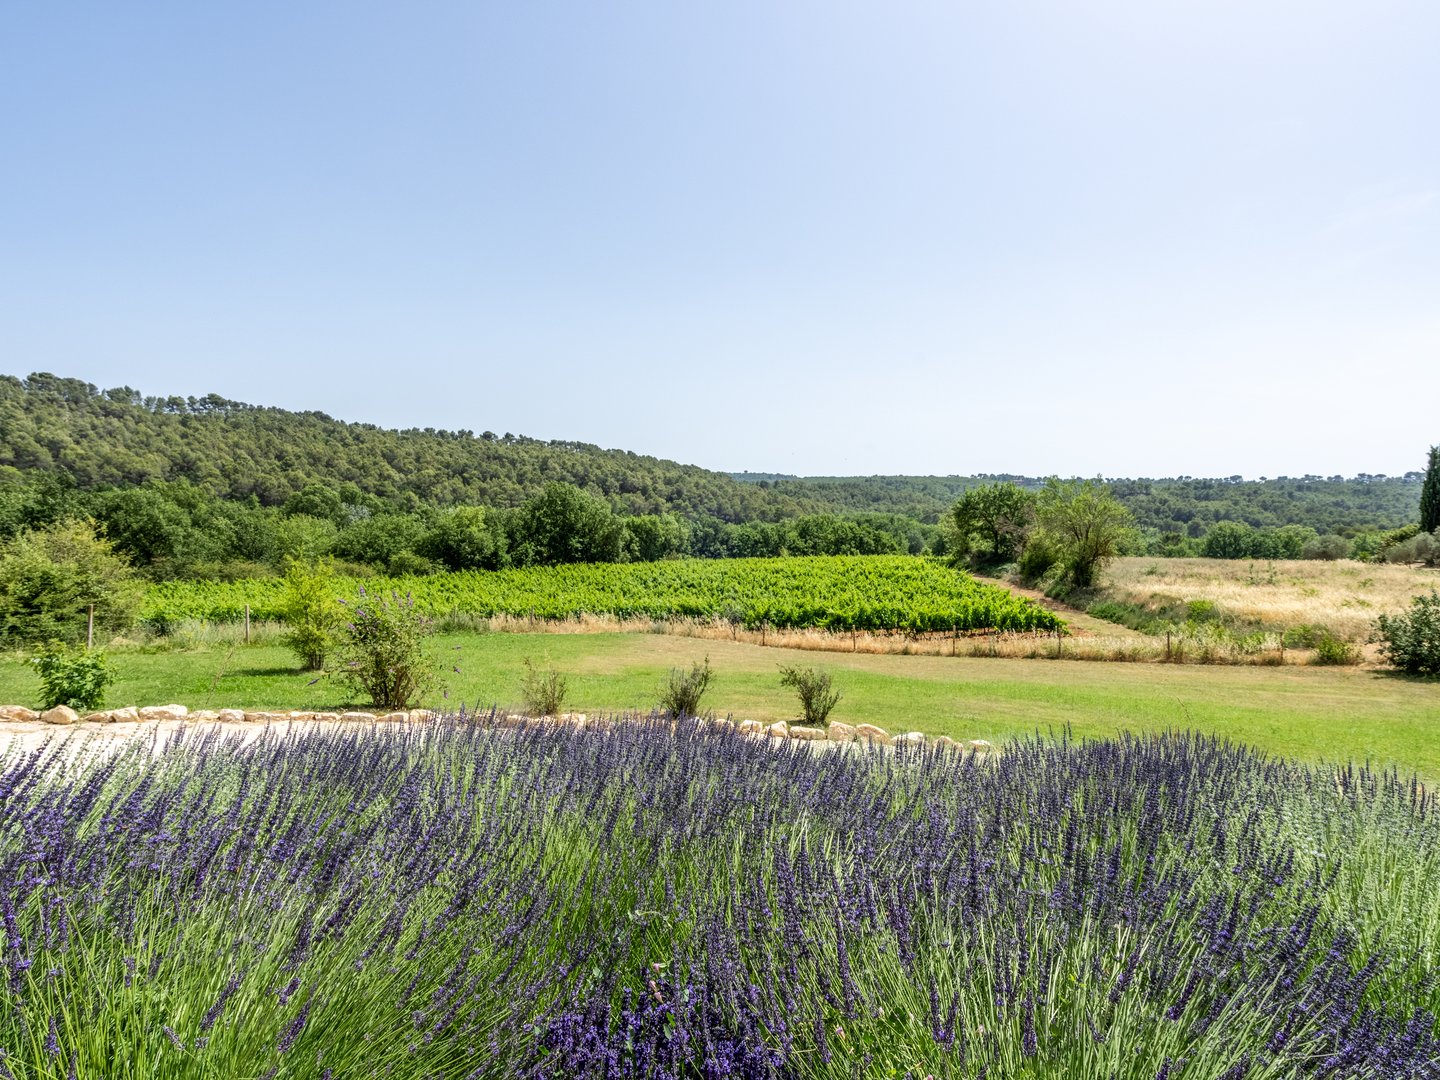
[0,721,1436,1077]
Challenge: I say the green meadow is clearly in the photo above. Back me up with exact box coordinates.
[3,630,1436,779]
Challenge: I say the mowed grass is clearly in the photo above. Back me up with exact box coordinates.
[3,631,1438,779]
[1099,555,1440,640]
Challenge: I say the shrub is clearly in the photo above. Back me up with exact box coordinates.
[331,588,440,709]
[658,656,712,717]
[1311,633,1359,666]
[778,665,841,726]
[1016,533,1061,584]
[1384,532,1439,567]
[1302,534,1353,561]
[279,557,343,670]
[519,658,567,716]
[1282,624,1328,649]
[29,641,112,711]
[0,519,142,646]
[1372,590,1440,676]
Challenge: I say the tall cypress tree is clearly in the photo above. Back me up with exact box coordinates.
[1421,445,1440,534]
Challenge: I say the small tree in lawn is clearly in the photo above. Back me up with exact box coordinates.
[658,656,712,717]
[778,665,841,726]
[279,557,343,670]
[332,587,441,710]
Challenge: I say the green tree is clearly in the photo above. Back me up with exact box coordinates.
[420,506,507,570]
[332,588,440,709]
[946,483,1036,566]
[511,483,624,566]
[1035,478,1134,588]
[621,513,691,562]
[1421,445,1440,534]
[0,519,143,645]
[278,557,343,670]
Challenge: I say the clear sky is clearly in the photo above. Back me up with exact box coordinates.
[2,1,1436,479]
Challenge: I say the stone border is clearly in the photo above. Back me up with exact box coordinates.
[0,704,434,726]
[0,704,994,755]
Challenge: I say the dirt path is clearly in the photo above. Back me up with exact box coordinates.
[970,574,1148,639]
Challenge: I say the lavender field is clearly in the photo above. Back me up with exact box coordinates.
[2,719,1438,1078]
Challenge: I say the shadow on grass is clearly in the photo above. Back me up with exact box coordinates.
[232,666,316,678]
[1369,668,1440,684]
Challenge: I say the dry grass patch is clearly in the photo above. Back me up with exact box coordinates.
[1098,557,1439,641]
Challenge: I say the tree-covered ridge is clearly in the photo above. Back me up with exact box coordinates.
[740,472,1424,535]
[0,373,816,520]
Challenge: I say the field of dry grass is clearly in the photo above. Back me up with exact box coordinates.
[1096,557,1439,641]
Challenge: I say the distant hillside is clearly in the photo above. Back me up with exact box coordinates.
[734,473,1424,536]
[0,373,816,521]
[0,373,1422,539]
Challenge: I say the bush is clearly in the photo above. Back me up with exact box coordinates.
[331,588,440,709]
[279,558,343,671]
[1282,624,1329,650]
[1372,590,1440,676]
[1384,531,1440,567]
[658,657,712,717]
[1302,535,1352,561]
[1016,533,1061,584]
[778,665,841,726]
[29,641,112,711]
[1311,633,1359,666]
[519,658,567,717]
[0,519,142,646]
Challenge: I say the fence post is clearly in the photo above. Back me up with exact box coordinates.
[86,604,95,650]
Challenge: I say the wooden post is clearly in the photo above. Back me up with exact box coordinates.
[1165,631,1172,661]
[245,604,251,644]
[86,604,95,650]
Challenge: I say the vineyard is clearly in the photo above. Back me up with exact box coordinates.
[142,555,1065,635]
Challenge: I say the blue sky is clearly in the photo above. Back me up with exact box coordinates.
[2,1,1435,478]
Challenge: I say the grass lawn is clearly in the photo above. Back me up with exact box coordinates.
[3,631,1437,778]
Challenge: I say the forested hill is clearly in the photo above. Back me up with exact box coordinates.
[0,373,815,521]
[734,473,1425,536]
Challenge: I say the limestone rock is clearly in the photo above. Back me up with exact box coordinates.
[932,735,960,751]
[341,711,377,723]
[242,711,277,724]
[788,725,826,741]
[826,721,855,742]
[0,705,39,721]
[189,710,220,723]
[737,719,765,736]
[138,704,188,722]
[968,739,994,753]
[110,706,140,723]
[895,731,927,746]
[216,709,246,723]
[766,721,790,739]
[82,711,114,724]
[854,723,893,746]
[41,705,79,725]
[408,709,434,723]
[379,711,409,723]
[312,712,341,722]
